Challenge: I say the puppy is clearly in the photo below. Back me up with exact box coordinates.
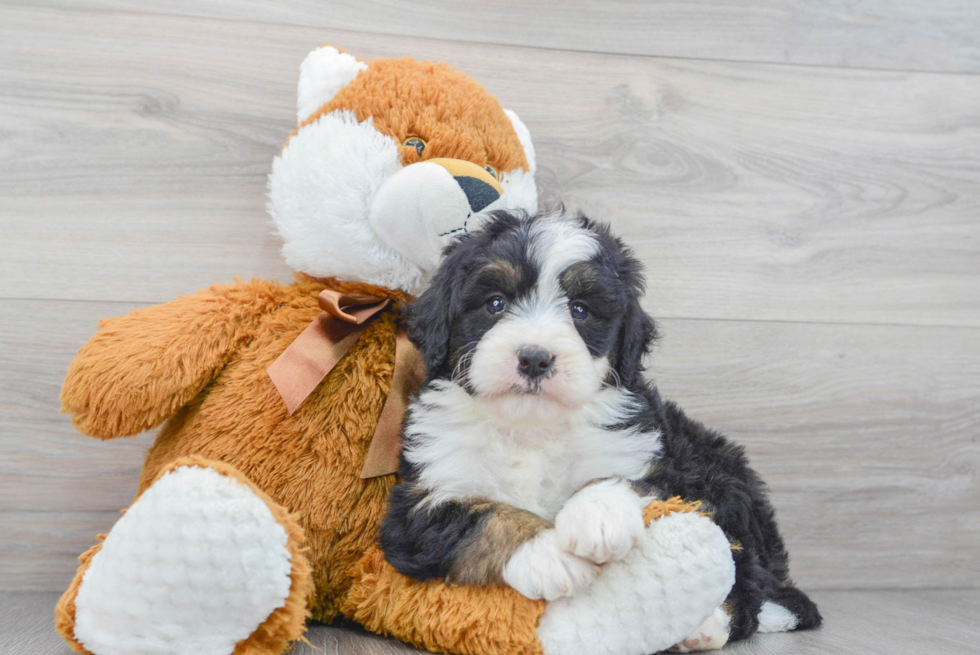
[380,210,821,648]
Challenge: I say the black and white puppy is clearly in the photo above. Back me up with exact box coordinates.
[380,210,821,648]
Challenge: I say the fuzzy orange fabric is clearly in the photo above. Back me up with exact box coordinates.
[643,496,705,525]
[301,55,529,174]
[342,498,704,655]
[61,276,409,623]
[343,547,547,655]
[54,537,103,655]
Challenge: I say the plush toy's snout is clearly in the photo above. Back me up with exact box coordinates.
[427,158,503,212]
[369,157,503,275]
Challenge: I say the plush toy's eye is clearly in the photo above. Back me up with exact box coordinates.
[484,165,497,179]
[486,296,507,315]
[403,137,426,157]
[569,301,589,320]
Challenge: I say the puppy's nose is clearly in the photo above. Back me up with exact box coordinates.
[517,347,554,380]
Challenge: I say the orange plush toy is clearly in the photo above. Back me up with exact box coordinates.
[55,45,735,655]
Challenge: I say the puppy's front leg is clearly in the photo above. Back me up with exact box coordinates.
[381,485,599,600]
[555,477,648,564]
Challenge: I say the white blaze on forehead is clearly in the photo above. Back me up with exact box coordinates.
[467,214,607,413]
[527,215,601,300]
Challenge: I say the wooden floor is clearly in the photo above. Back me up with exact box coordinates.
[4,589,979,655]
[1,0,978,652]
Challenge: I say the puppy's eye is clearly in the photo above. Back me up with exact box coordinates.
[569,301,589,320]
[486,296,507,315]
[403,137,426,157]
[484,164,497,179]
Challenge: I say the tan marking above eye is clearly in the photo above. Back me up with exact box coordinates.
[485,259,521,281]
[561,262,599,295]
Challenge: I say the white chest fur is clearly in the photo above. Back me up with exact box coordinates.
[404,382,661,522]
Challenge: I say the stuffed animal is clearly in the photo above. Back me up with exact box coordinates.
[54,45,735,655]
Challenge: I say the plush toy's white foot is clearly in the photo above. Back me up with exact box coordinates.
[503,529,600,601]
[555,479,647,564]
[535,511,736,655]
[71,464,296,655]
[670,606,731,652]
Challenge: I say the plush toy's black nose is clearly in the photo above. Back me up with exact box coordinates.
[455,176,501,213]
[517,347,554,380]
[428,158,503,214]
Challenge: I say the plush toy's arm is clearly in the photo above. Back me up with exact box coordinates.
[62,280,287,439]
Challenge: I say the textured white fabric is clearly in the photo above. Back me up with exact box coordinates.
[297,45,367,123]
[72,466,293,655]
[367,161,475,274]
[267,110,421,291]
[504,109,536,174]
[757,600,800,633]
[536,511,736,655]
[671,605,732,652]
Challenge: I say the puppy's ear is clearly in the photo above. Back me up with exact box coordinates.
[613,291,657,389]
[406,268,455,378]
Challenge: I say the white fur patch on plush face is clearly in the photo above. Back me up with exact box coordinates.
[468,215,605,420]
[268,110,425,291]
[404,381,659,521]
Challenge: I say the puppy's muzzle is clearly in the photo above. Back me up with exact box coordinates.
[517,346,555,380]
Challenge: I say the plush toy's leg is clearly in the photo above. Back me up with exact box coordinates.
[533,500,736,655]
[343,499,734,655]
[55,457,313,655]
[669,606,732,652]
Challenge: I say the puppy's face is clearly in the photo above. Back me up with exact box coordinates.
[408,211,656,422]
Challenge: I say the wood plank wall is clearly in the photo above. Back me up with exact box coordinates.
[1,1,978,592]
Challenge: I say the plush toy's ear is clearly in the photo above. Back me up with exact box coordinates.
[504,109,536,174]
[296,45,368,124]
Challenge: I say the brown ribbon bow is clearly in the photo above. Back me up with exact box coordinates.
[267,289,421,478]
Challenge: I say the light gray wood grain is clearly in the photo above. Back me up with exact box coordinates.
[724,589,980,655]
[3,299,978,591]
[0,511,123,590]
[9,0,980,74]
[2,590,978,655]
[0,300,150,514]
[0,591,68,654]
[1,6,979,326]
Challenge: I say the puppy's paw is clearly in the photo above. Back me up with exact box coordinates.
[555,478,646,564]
[502,529,600,600]
[670,606,731,652]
